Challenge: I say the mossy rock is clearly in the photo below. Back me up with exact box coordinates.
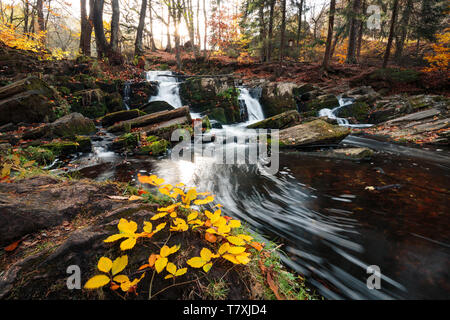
[136,138,170,156]
[0,77,70,125]
[51,113,96,137]
[40,137,91,156]
[104,92,124,113]
[142,101,175,114]
[336,102,371,122]
[100,109,146,127]
[179,78,240,124]
[304,95,339,113]
[247,110,301,129]
[369,68,420,84]
[111,132,140,151]
[23,146,55,165]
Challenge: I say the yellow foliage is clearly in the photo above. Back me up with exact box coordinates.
[423,28,450,73]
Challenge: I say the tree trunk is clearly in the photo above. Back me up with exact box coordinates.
[382,0,399,68]
[345,0,361,64]
[322,0,336,71]
[356,0,365,58]
[267,0,275,61]
[110,0,120,52]
[394,0,412,61]
[296,0,304,47]
[279,0,287,65]
[148,0,157,51]
[36,0,45,33]
[80,0,94,56]
[203,0,208,56]
[166,9,172,51]
[23,0,29,34]
[259,4,266,62]
[92,0,110,58]
[196,0,201,51]
[135,0,147,56]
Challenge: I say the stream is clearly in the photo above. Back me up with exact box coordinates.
[68,71,449,299]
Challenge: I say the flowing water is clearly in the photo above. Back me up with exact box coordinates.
[146,70,183,109]
[319,97,373,128]
[238,87,265,123]
[69,73,449,300]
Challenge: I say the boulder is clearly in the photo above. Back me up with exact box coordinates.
[40,136,92,156]
[22,113,96,139]
[128,81,158,109]
[302,94,339,115]
[342,86,379,105]
[308,147,374,161]
[247,110,301,129]
[260,82,299,117]
[335,101,371,123]
[179,78,241,124]
[100,109,146,127]
[0,77,69,125]
[70,88,107,118]
[0,175,120,246]
[142,100,175,114]
[278,119,350,148]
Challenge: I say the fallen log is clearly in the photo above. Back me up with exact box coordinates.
[107,106,191,133]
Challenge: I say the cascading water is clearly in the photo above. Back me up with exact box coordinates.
[238,87,265,123]
[123,81,131,110]
[319,97,373,128]
[146,70,183,109]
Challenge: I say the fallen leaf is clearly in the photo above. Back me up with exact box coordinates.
[4,240,20,252]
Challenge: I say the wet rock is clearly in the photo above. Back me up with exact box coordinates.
[303,94,339,114]
[278,119,350,148]
[336,101,371,122]
[100,109,146,127]
[136,136,170,156]
[0,123,16,133]
[247,110,301,129]
[210,119,223,129]
[0,77,70,125]
[39,136,92,156]
[180,78,240,124]
[309,147,374,160]
[260,82,299,117]
[104,92,124,112]
[142,100,175,114]
[0,176,120,246]
[128,81,158,109]
[342,86,379,105]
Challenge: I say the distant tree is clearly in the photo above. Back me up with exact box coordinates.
[322,0,336,71]
[383,0,399,68]
[135,0,147,56]
[346,0,361,64]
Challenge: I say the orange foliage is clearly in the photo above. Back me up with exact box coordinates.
[423,28,450,74]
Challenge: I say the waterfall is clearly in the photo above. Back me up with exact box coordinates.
[238,87,265,123]
[146,70,183,109]
[123,81,131,110]
[319,97,373,128]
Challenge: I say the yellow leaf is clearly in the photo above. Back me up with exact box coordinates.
[151,211,169,220]
[169,244,181,255]
[228,246,246,255]
[118,219,137,234]
[228,220,241,228]
[237,234,253,242]
[175,268,187,276]
[155,257,168,273]
[218,225,231,234]
[120,237,136,250]
[1,163,11,177]
[227,236,245,246]
[222,254,240,264]
[155,222,166,232]
[218,243,230,255]
[200,248,212,262]
[84,275,110,289]
[186,257,206,268]
[22,160,35,168]
[160,245,171,257]
[104,234,127,243]
[111,255,128,275]
[113,275,129,283]
[203,262,213,273]
[143,221,153,233]
[164,274,174,279]
[166,262,177,275]
[128,195,142,201]
[206,228,217,234]
[236,253,251,264]
[97,257,113,273]
[187,212,198,221]
[193,195,214,205]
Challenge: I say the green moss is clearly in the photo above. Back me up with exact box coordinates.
[336,102,371,122]
[137,139,170,156]
[370,68,420,84]
[40,140,89,156]
[23,146,55,165]
[209,107,227,123]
